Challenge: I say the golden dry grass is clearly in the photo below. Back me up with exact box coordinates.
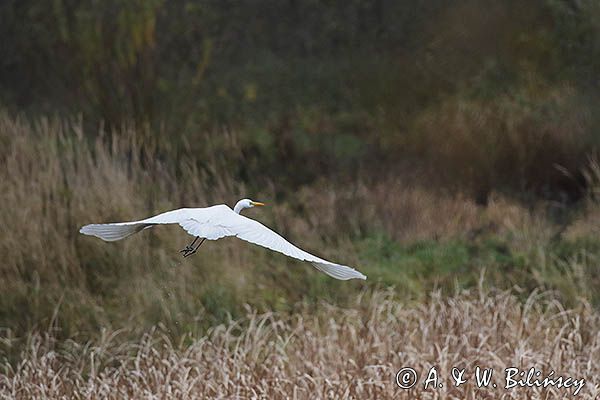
[0,112,553,337]
[1,287,599,399]
[406,84,593,200]
[3,112,600,399]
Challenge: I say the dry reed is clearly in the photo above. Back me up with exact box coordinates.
[0,112,544,338]
[3,112,600,399]
[1,286,599,399]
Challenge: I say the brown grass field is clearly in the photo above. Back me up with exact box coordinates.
[2,286,599,399]
[2,115,600,398]
[4,2,600,398]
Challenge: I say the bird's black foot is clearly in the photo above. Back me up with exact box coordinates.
[180,237,205,258]
[179,245,195,257]
[181,248,197,257]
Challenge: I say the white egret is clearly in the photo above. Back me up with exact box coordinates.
[79,199,366,280]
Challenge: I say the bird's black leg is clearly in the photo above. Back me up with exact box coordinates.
[182,236,199,251]
[181,237,206,258]
[180,236,199,256]
[183,237,205,258]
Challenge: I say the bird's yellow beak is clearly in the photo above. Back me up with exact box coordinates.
[251,201,266,207]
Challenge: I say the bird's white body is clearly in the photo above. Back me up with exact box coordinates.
[79,199,366,281]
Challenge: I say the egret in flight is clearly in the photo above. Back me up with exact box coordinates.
[79,199,366,280]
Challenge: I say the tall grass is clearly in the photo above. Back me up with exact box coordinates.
[1,112,478,340]
[2,111,600,365]
[1,287,599,399]
[0,113,249,339]
[403,85,595,203]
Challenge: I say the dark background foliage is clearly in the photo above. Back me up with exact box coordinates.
[2,0,599,201]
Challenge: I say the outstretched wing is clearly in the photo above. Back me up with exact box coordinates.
[179,207,367,281]
[80,205,367,280]
[79,207,219,241]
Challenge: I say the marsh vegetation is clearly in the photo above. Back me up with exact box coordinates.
[2,0,600,397]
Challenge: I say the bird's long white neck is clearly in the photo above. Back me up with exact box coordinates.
[233,200,247,214]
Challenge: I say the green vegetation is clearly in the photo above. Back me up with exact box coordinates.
[2,115,600,366]
[2,1,600,385]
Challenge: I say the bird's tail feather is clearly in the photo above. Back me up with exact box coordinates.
[311,262,367,280]
[79,223,151,242]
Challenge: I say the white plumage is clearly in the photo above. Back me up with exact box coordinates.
[80,199,366,281]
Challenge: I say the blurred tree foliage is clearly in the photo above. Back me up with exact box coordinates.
[1,0,600,201]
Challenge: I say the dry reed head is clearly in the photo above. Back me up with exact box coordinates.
[1,287,599,399]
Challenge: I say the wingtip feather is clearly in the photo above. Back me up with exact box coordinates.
[311,262,367,281]
[79,223,148,241]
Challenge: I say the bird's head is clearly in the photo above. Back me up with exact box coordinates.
[234,198,265,214]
